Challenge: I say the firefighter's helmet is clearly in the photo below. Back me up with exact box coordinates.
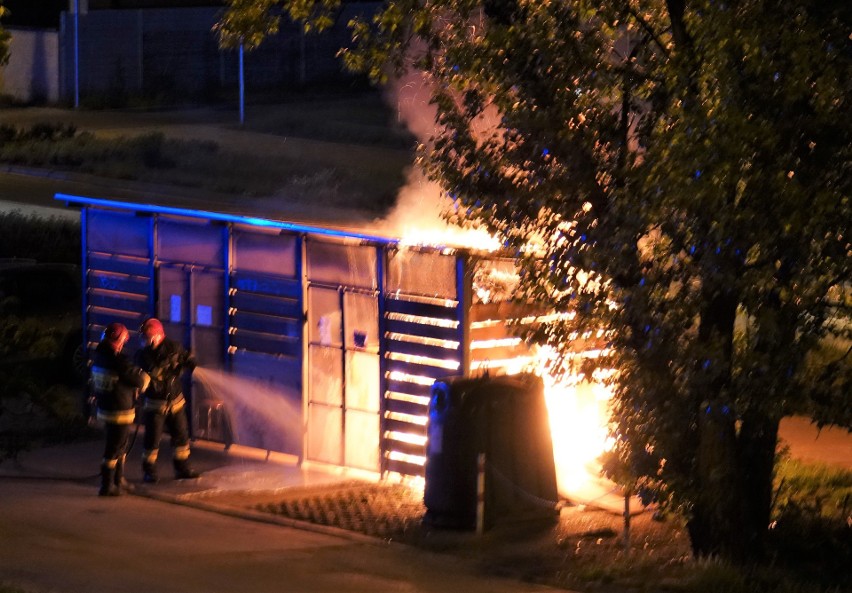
[140,317,165,346]
[103,322,129,347]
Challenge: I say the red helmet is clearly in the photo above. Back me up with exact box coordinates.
[103,322,129,347]
[140,318,165,344]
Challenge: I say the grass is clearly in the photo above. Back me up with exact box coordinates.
[241,89,417,150]
[0,89,415,215]
[774,457,852,519]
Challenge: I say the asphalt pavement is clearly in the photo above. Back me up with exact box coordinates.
[0,436,562,593]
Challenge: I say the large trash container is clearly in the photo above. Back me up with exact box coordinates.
[423,373,558,530]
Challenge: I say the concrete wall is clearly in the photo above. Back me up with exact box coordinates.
[0,28,62,103]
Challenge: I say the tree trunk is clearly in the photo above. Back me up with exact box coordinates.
[737,410,780,560]
[689,289,746,558]
[689,399,746,558]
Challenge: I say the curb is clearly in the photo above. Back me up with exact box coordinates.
[132,487,396,546]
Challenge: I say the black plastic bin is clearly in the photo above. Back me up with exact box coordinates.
[423,373,558,530]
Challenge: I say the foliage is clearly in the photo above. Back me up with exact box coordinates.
[218,0,852,562]
[0,317,86,463]
[0,212,87,464]
[0,210,80,263]
[0,0,10,68]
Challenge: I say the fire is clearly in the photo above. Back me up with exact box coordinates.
[375,169,502,252]
[388,183,616,502]
[397,225,502,252]
[542,376,614,495]
[501,345,615,502]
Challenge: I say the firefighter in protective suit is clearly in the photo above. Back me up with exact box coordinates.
[135,318,200,482]
[90,322,150,496]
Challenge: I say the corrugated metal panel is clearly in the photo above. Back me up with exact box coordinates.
[85,252,153,352]
[228,272,303,359]
[382,289,464,478]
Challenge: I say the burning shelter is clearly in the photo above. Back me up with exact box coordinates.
[61,193,613,509]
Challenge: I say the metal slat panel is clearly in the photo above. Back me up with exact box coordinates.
[231,292,301,318]
[88,255,151,277]
[385,337,460,360]
[383,416,428,435]
[385,297,459,321]
[86,328,104,345]
[385,379,434,398]
[384,438,427,459]
[469,323,518,341]
[385,359,454,380]
[385,318,460,342]
[87,271,149,295]
[231,273,301,299]
[469,301,536,322]
[231,311,301,337]
[470,344,531,363]
[384,458,426,477]
[88,310,146,328]
[230,331,301,358]
[87,291,150,314]
[384,396,428,418]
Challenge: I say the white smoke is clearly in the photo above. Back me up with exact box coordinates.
[373,68,499,250]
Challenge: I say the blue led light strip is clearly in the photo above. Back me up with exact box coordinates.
[55,193,401,246]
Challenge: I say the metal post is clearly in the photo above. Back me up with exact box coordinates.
[476,453,486,535]
[238,42,245,125]
[73,0,79,108]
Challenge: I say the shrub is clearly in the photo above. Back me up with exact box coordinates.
[0,212,80,263]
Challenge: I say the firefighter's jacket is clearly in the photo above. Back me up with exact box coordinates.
[91,341,148,425]
[135,338,196,414]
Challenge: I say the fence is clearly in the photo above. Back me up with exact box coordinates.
[1,4,380,104]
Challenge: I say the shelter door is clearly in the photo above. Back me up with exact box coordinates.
[156,265,225,370]
[156,264,225,444]
[306,241,381,473]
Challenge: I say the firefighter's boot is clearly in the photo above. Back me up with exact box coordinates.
[142,461,159,484]
[98,463,120,497]
[174,459,200,480]
[114,455,133,492]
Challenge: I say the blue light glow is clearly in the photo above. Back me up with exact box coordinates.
[55,193,400,246]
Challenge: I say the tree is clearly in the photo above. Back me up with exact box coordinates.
[219,0,851,562]
[0,1,11,67]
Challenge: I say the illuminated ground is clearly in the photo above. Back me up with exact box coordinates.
[186,479,692,592]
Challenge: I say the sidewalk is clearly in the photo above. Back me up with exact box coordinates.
[0,433,375,538]
[0,438,563,593]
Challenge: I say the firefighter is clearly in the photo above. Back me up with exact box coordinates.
[135,317,200,482]
[90,322,150,497]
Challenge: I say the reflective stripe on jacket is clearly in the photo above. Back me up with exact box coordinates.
[142,393,186,415]
[96,407,136,425]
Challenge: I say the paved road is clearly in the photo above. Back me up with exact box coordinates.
[0,477,557,593]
